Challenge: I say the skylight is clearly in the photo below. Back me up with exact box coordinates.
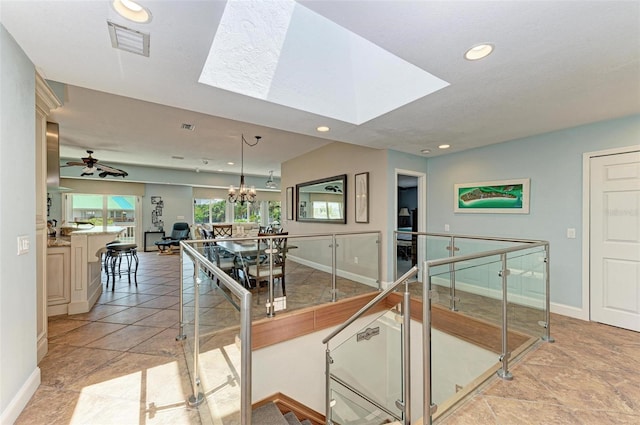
[199,0,449,125]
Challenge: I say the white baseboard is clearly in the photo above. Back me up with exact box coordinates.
[287,255,379,288]
[432,277,545,310]
[0,367,40,425]
[550,302,588,321]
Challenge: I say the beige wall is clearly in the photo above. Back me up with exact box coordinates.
[281,142,389,282]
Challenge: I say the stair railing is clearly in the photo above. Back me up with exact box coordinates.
[322,266,419,425]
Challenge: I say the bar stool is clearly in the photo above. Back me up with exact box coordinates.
[105,242,139,291]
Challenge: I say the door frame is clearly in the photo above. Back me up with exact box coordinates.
[582,145,640,321]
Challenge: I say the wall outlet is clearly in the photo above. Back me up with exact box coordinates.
[444,224,450,231]
[354,256,359,264]
[567,228,576,239]
[177,215,185,220]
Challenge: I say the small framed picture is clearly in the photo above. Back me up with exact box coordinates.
[355,172,369,223]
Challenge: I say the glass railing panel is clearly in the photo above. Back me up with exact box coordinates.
[275,234,335,310]
[424,234,453,261]
[329,309,404,421]
[329,382,397,425]
[180,241,251,425]
[506,246,548,339]
[335,232,380,294]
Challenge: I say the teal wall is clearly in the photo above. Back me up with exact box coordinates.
[0,24,37,419]
[426,114,640,308]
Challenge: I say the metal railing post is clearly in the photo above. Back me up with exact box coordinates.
[542,243,555,342]
[331,234,337,302]
[325,347,332,425]
[240,290,253,425]
[393,234,398,281]
[497,253,513,380]
[402,285,411,425]
[176,243,186,340]
[422,264,436,424]
[187,259,205,406]
[448,236,458,311]
[267,236,276,318]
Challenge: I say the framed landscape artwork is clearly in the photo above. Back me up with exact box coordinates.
[454,179,530,214]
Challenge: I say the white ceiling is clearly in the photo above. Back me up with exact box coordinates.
[1,0,639,178]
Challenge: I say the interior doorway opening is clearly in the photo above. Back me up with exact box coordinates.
[396,173,419,277]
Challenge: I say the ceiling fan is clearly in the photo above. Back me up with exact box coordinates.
[63,150,128,178]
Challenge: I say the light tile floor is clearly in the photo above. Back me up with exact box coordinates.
[15,252,640,424]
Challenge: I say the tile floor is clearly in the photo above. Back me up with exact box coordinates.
[15,251,640,424]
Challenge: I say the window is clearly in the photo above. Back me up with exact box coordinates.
[194,198,281,226]
[194,199,226,224]
[234,201,260,223]
[312,201,342,220]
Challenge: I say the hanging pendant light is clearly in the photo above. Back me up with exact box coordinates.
[228,134,261,205]
[265,170,277,189]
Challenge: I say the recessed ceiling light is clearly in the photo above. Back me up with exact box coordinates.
[227,162,235,166]
[112,0,152,23]
[464,43,494,61]
[317,126,330,132]
[420,149,431,154]
[438,144,451,149]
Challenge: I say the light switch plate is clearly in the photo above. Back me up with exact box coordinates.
[17,235,30,255]
[567,228,576,239]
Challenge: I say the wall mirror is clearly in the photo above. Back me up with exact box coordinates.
[296,174,347,224]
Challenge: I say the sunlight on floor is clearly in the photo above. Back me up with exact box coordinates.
[200,343,242,424]
[69,360,190,424]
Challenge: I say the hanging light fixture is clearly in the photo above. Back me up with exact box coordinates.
[265,170,277,189]
[228,134,261,205]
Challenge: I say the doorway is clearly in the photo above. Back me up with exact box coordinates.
[395,170,426,279]
[584,147,640,331]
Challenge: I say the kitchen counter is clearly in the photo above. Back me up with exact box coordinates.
[47,226,125,315]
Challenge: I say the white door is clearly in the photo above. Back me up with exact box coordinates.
[590,151,640,331]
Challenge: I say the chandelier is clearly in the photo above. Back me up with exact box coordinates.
[228,134,261,205]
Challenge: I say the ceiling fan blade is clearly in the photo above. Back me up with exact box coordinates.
[64,161,87,167]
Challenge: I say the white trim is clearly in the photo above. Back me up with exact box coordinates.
[0,367,41,425]
[581,145,640,322]
[394,169,427,280]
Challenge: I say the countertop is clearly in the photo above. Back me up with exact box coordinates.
[68,225,125,235]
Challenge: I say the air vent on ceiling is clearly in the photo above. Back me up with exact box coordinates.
[181,123,195,131]
[107,21,150,57]
[171,155,184,160]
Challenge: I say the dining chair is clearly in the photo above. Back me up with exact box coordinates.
[245,232,288,295]
[212,224,233,238]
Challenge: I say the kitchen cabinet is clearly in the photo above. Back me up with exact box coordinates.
[47,246,71,316]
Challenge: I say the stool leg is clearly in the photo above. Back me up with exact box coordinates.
[111,254,118,291]
[125,252,132,284]
[132,249,139,286]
